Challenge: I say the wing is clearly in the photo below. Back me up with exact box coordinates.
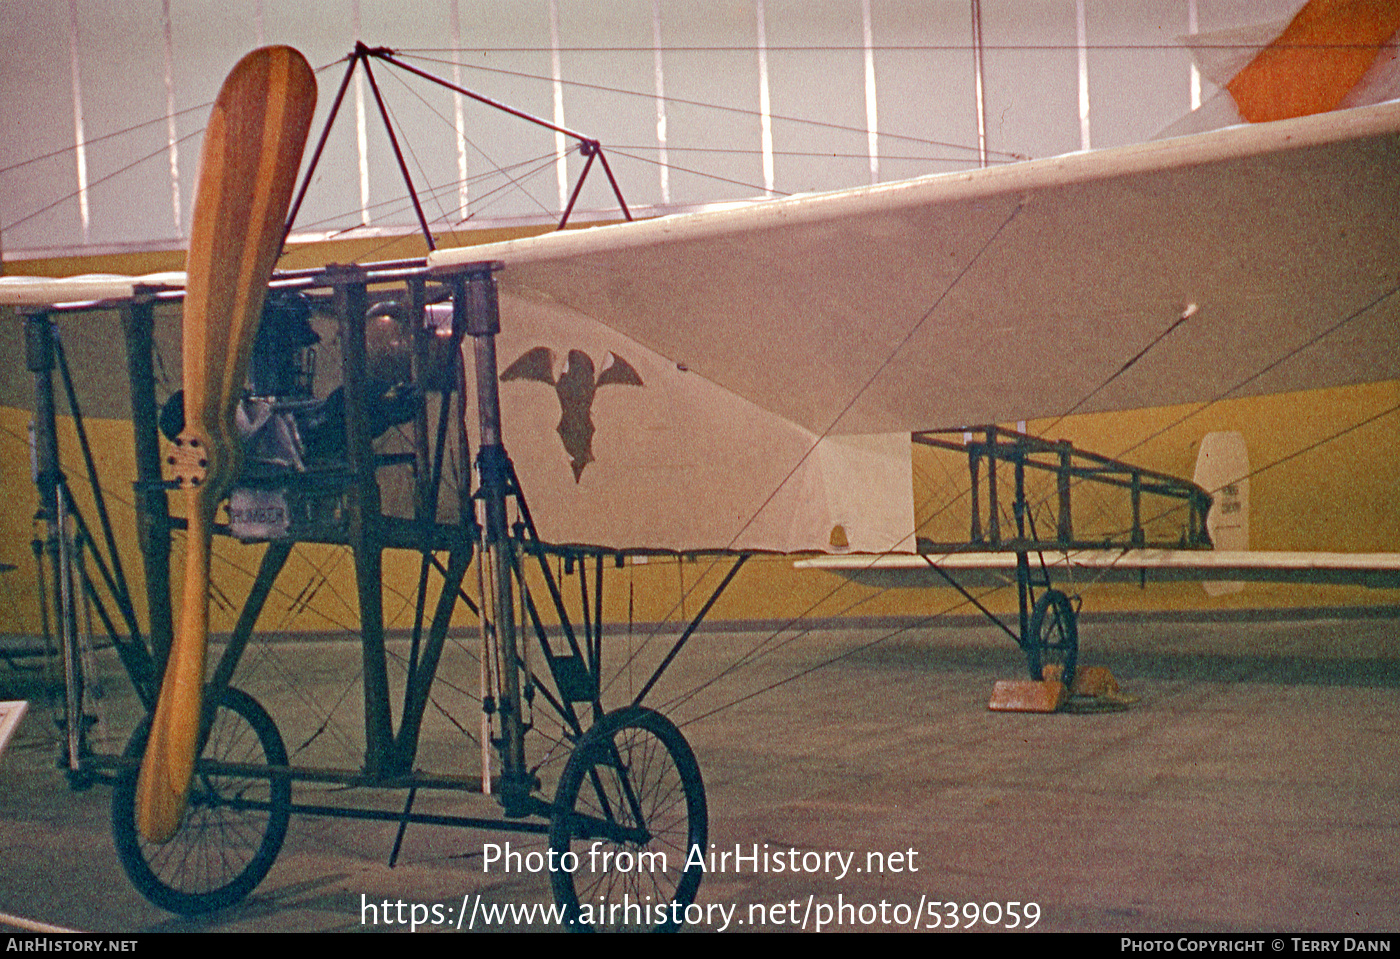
[796,552,1400,590]
[0,273,187,307]
[15,103,1397,557]
[431,101,1400,437]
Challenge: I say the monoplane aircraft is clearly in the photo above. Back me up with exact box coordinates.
[3,2,1400,930]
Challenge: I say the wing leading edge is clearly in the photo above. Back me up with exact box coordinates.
[0,273,187,307]
[430,101,1400,438]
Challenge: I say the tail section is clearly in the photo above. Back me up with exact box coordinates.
[1194,431,1250,596]
[1156,0,1400,138]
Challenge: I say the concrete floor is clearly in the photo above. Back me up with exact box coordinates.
[1,611,1398,933]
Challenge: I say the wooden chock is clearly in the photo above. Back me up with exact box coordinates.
[1070,666,1119,698]
[1040,664,1120,697]
[988,679,1067,713]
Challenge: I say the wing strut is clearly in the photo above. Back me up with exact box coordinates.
[283,43,631,248]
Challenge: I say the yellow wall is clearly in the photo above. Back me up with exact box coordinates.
[6,379,1396,643]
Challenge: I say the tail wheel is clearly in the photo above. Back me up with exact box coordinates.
[1026,588,1079,690]
[112,686,291,914]
[549,706,707,932]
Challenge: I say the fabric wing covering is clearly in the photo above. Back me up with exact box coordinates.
[7,102,1398,555]
[432,100,1400,554]
[468,292,916,554]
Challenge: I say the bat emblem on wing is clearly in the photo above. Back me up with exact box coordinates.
[500,347,644,481]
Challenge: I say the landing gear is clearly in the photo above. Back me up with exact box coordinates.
[112,687,291,914]
[1026,588,1079,690]
[549,707,708,932]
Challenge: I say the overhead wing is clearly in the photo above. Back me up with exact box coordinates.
[432,101,1400,438]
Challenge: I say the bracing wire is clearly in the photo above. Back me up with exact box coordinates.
[600,199,1026,705]
[11,44,1399,751]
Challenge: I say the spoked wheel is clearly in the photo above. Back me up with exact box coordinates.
[549,706,707,932]
[1026,588,1079,689]
[112,686,291,914]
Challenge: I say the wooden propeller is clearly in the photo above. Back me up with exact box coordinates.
[136,46,316,843]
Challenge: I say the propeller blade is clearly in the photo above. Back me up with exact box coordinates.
[136,46,316,843]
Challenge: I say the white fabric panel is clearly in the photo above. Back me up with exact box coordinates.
[808,432,915,553]
[481,289,914,552]
[433,101,1400,436]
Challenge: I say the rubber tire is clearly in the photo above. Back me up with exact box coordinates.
[549,706,707,932]
[1026,588,1079,690]
[112,687,291,914]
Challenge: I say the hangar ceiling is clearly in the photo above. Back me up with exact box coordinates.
[0,0,1339,257]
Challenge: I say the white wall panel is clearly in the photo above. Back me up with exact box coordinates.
[167,0,267,241]
[0,0,83,252]
[980,0,1080,162]
[76,0,170,248]
[557,0,659,214]
[447,0,562,224]
[657,1,764,206]
[871,0,983,180]
[2,1,1252,256]
[766,0,868,195]
[1087,0,1193,147]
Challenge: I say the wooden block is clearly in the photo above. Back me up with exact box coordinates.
[1071,666,1119,698]
[988,679,1067,713]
